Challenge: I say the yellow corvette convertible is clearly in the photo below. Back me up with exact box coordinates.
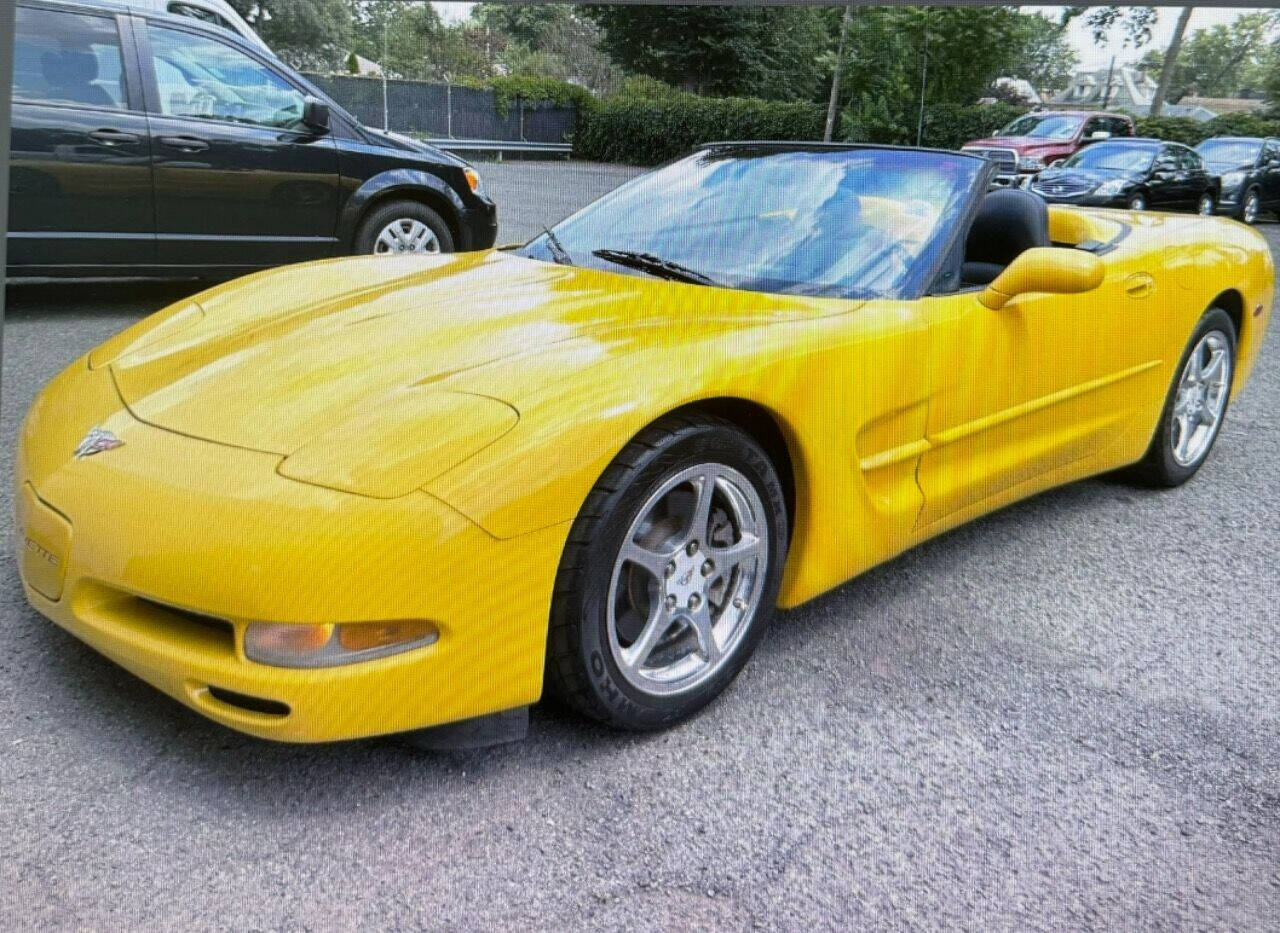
[15,143,1273,746]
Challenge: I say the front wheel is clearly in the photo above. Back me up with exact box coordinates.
[545,414,788,730]
[1128,192,1147,211]
[354,200,455,255]
[1197,192,1216,216]
[1238,187,1262,224]
[1124,308,1236,488]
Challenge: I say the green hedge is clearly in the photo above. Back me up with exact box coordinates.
[574,93,827,164]
[918,102,1029,151]
[1135,112,1280,146]
[841,100,1028,150]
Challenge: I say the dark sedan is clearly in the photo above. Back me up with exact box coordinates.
[9,0,497,279]
[1195,136,1280,224]
[1029,139,1217,215]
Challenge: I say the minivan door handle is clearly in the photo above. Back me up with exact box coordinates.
[88,128,139,146]
[158,135,210,152]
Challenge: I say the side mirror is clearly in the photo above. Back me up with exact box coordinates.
[979,247,1105,310]
[301,96,330,132]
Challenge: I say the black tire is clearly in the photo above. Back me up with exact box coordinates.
[353,199,455,255]
[1197,192,1216,216]
[1237,187,1262,224]
[1124,307,1236,488]
[1128,191,1147,211]
[545,413,788,730]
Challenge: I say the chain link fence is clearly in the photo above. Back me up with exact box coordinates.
[302,74,576,149]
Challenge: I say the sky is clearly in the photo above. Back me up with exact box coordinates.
[431,3,1260,72]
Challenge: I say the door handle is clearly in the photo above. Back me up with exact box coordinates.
[88,128,139,146]
[1124,273,1155,299]
[159,135,210,152]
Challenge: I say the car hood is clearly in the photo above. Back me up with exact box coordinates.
[103,250,842,458]
[1035,167,1132,187]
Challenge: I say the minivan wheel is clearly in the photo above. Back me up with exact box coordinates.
[355,200,455,255]
[1240,188,1261,224]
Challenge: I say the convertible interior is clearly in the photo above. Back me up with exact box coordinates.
[952,188,1126,292]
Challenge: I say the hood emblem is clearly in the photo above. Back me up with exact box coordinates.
[74,427,124,458]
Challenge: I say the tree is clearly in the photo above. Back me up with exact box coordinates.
[583,6,831,101]
[474,4,621,93]
[1150,7,1194,117]
[837,6,1028,144]
[1008,11,1079,95]
[1140,12,1279,99]
[227,0,351,69]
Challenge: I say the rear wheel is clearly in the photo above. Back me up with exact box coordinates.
[1128,192,1147,211]
[1125,308,1235,488]
[1197,192,1216,216]
[354,200,454,255]
[545,414,788,730]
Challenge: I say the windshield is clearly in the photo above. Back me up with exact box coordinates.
[998,115,1083,139]
[1196,139,1262,168]
[518,147,982,300]
[1063,143,1157,173]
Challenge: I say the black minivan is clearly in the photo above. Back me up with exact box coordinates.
[9,0,498,278]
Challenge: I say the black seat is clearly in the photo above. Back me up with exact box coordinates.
[42,50,117,109]
[962,188,1049,286]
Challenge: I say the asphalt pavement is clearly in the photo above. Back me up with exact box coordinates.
[2,161,1278,931]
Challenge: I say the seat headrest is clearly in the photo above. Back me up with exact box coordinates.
[42,49,99,86]
[965,188,1049,267]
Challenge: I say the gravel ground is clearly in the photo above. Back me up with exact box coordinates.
[2,161,1279,931]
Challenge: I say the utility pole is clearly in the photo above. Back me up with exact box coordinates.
[382,15,389,131]
[1101,54,1116,109]
[824,5,853,143]
[916,33,928,147]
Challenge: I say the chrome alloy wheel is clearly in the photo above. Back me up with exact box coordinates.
[1170,330,1231,467]
[373,218,441,254]
[1198,193,1215,216]
[1243,190,1260,224]
[606,464,767,696]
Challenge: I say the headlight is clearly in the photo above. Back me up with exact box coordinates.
[244,620,439,667]
[464,166,483,194]
[1019,156,1046,171]
[1220,171,1246,192]
[1095,178,1128,196]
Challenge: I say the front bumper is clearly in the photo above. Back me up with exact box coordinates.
[15,357,567,742]
[460,198,499,250]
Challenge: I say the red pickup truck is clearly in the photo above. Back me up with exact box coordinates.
[963,110,1136,187]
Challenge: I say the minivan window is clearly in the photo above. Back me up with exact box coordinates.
[13,6,128,110]
[168,3,236,33]
[147,25,305,129]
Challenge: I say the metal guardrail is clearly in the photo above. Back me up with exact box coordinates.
[426,138,572,157]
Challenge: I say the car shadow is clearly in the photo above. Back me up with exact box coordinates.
[4,280,208,319]
[8,464,1156,816]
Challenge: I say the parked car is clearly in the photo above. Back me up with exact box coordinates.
[1029,138,1218,214]
[963,110,1135,187]
[16,143,1273,744]
[1195,136,1280,224]
[8,0,497,279]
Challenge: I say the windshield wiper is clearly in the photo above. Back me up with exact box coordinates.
[592,249,720,287]
[542,225,573,266]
